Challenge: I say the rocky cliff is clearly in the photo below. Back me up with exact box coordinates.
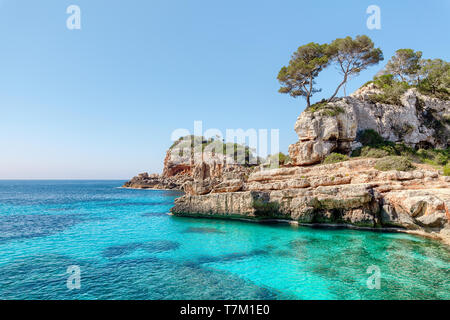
[172,158,450,244]
[288,86,449,166]
[125,87,450,244]
[123,137,252,192]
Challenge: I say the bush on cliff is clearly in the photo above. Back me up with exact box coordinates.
[416,148,449,166]
[375,156,415,172]
[263,152,291,168]
[363,50,449,102]
[323,153,349,164]
[355,146,391,158]
[367,75,411,105]
[352,130,449,167]
[352,130,397,157]
[169,135,260,167]
[444,164,450,176]
[307,101,345,116]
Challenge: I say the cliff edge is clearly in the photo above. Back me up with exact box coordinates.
[125,87,450,244]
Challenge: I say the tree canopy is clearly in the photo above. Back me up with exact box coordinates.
[278,35,383,108]
[418,59,450,95]
[277,42,329,108]
[326,35,383,100]
[382,49,423,84]
[369,52,449,102]
[278,37,448,109]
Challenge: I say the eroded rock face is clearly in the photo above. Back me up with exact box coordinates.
[182,163,251,195]
[289,87,450,166]
[123,144,252,193]
[126,87,450,244]
[172,159,450,244]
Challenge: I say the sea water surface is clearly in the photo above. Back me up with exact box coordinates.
[0,180,448,300]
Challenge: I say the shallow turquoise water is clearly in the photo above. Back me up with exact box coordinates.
[0,180,448,300]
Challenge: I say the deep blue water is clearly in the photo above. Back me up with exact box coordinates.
[0,180,448,300]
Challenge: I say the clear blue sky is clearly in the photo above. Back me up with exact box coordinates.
[0,0,448,179]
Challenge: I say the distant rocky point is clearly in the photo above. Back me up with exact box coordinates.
[123,137,254,193]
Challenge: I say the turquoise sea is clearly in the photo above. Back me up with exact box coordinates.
[0,180,448,300]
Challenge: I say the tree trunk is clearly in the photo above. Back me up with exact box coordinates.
[306,74,313,108]
[328,75,347,102]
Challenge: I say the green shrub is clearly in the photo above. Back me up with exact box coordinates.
[323,153,349,164]
[367,75,411,105]
[169,135,260,166]
[416,148,449,166]
[434,153,448,165]
[278,152,291,165]
[373,74,396,88]
[307,101,328,113]
[375,156,415,172]
[307,100,345,116]
[265,152,291,167]
[359,146,392,158]
[444,164,450,176]
[353,130,449,168]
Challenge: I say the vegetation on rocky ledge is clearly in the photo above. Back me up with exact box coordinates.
[351,129,449,170]
[374,156,415,172]
[169,135,259,166]
[364,49,449,104]
[306,100,345,116]
[308,128,450,172]
[263,152,291,168]
[323,153,349,164]
[444,164,450,176]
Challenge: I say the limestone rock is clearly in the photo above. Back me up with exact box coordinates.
[288,88,449,166]
[172,158,450,243]
[416,212,448,228]
[125,86,450,245]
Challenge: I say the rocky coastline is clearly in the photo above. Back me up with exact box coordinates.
[124,86,450,245]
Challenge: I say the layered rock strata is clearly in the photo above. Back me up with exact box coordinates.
[126,86,450,244]
[289,86,450,165]
[172,159,450,245]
